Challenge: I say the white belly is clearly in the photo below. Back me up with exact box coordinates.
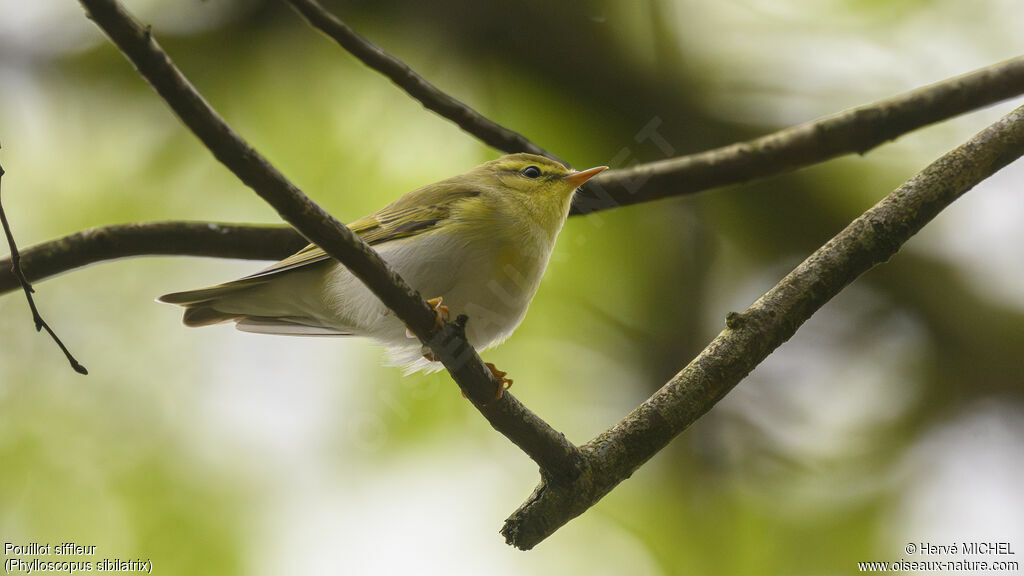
[317,229,551,371]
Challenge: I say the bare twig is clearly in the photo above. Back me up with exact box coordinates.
[77,0,583,481]
[283,0,555,161]
[0,160,87,375]
[576,56,1024,214]
[502,102,1024,549]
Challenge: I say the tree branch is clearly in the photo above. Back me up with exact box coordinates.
[77,0,583,482]
[283,0,554,161]
[283,1,1024,210]
[573,56,1024,214]
[502,102,1024,549]
[0,222,304,295]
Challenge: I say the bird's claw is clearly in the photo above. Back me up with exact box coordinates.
[426,297,450,329]
[406,296,450,339]
[485,362,513,400]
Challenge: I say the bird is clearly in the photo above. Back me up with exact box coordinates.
[159,153,607,377]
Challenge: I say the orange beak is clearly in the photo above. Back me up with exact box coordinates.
[564,165,608,188]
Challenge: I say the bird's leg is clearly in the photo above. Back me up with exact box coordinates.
[485,362,513,399]
[405,297,510,400]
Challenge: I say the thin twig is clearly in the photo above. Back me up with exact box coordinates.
[78,0,583,481]
[502,101,1024,549]
[283,0,556,161]
[0,160,87,375]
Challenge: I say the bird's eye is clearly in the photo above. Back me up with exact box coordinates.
[521,166,542,179]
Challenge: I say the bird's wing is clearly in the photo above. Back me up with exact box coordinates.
[241,181,480,281]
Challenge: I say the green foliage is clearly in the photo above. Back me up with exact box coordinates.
[2,0,1022,573]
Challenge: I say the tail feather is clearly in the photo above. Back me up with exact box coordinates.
[159,279,264,326]
[159,271,347,335]
[181,304,241,327]
[158,279,264,305]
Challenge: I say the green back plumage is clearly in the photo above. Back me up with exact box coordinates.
[239,179,483,281]
[238,153,570,281]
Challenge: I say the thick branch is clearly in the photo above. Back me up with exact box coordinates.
[502,102,1024,549]
[77,0,582,481]
[574,56,1024,214]
[283,0,553,160]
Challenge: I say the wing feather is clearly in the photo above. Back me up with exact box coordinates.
[242,182,480,281]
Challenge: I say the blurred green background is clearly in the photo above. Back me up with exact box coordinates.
[2,1,1023,574]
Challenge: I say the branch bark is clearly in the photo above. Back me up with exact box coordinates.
[0,222,304,294]
[574,56,1024,213]
[283,0,554,161]
[77,0,583,482]
[501,102,1024,549]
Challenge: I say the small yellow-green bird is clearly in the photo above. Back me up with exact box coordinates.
[159,153,606,374]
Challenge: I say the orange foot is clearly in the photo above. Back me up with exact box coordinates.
[456,363,513,401]
[485,362,513,400]
[426,297,450,329]
[407,296,451,340]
